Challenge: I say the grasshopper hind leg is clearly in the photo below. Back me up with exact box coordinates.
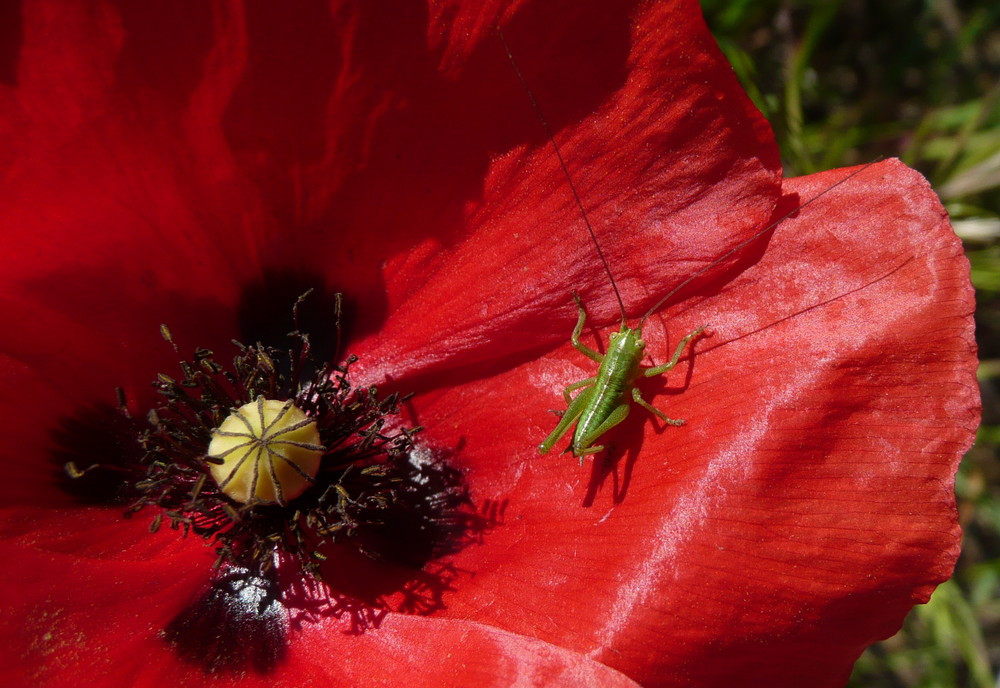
[539,385,594,455]
[571,401,631,464]
[562,376,596,406]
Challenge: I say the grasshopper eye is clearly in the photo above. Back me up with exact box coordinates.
[636,339,646,349]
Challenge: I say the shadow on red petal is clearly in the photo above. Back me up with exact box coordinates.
[295,451,500,623]
[0,0,21,86]
[284,546,460,633]
[112,0,215,106]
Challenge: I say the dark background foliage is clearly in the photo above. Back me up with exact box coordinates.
[700,0,1000,685]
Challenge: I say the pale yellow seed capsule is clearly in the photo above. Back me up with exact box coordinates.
[207,397,323,505]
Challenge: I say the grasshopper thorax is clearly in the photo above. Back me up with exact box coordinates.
[606,325,647,381]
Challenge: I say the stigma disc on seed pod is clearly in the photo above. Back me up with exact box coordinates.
[207,397,324,504]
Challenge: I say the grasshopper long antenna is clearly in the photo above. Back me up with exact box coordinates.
[637,159,883,328]
[497,27,628,326]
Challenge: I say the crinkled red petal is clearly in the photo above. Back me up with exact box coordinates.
[405,160,978,687]
[352,0,782,384]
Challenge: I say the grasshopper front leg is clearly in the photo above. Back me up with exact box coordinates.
[562,375,597,406]
[643,326,706,377]
[571,292,604,363]
[637,325,705,425]
[631,387,686,426]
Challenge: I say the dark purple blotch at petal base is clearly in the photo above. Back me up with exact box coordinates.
[164,567,288,675]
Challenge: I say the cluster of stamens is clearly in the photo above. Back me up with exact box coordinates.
[145,326,424,578]
[66,308,455,580]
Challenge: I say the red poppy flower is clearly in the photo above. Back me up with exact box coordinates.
[0,1,978,687]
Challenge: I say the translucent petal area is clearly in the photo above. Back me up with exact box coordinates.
[352,0,782,385]
[405,160,978,686]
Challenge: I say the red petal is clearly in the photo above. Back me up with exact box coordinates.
[353,0,781,385]
[405,160,978,686]
[0,1,252,411]
[0,508,638,687]
[291,615,642,688]
[3,0,776,384]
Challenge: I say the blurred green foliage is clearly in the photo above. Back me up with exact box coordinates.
[699,1,1000,685]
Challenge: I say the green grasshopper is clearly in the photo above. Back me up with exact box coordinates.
[498,28,877,461]
[538,291,705,459]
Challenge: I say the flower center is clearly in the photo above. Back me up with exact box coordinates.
[62,308,482,585]
[208,397,323,505]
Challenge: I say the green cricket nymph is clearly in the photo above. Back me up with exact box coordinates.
[500,27,878,462]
